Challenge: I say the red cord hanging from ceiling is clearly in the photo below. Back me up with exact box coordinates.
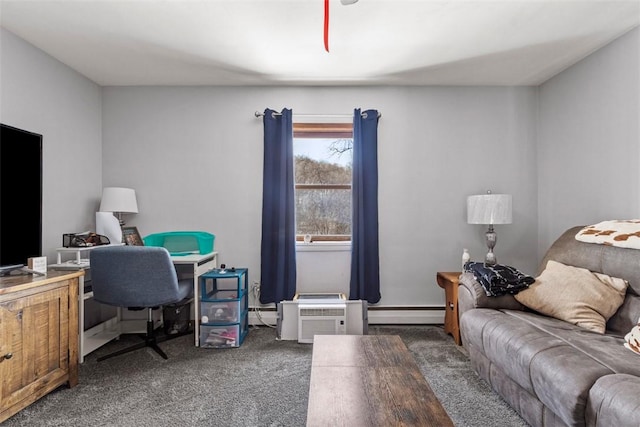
[324,0,330,52]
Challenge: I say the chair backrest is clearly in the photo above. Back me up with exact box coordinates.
[90,245,184,308]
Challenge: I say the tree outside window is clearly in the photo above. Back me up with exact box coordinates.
[293,123,353,242]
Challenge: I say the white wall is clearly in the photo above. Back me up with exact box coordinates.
[0,28,103,263]
[3,22,637,311]
[102,85,539,307]
[537,27,640,257]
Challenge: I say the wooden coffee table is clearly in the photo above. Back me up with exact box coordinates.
[306,335,453,426]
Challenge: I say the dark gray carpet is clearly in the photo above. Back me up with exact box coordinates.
[4,325,528,426]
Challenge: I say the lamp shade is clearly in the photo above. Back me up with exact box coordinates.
[99,187,138,214]
[467,193,512,225]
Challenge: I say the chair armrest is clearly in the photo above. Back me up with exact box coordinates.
[458,272,525,316]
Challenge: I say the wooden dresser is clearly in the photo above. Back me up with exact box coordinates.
[0,270,81,422]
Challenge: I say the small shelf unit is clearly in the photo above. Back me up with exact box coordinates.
[199,268,249,348]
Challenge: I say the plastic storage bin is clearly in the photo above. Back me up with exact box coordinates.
[198,268,249,348]
[143,231,215,255]
[200,316,248,348]
[201,292,247,324]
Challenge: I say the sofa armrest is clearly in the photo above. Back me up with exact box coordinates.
[458,272,525,316]
[586,374,640,427]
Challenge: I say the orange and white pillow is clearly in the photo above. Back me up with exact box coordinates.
[624,319,640,355]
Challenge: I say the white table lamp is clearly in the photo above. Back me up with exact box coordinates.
[467,191,512,264]
[99,187,138,225]
[97,187,138,244]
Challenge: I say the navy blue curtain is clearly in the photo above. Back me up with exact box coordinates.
[350,109,381,303]
[259,108,297,304]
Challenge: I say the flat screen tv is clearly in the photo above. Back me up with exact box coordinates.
[0,123,43,273]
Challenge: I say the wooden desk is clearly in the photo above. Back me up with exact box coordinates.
[307,335,453,427]
[436,272,462,345]
[0,270,81,422]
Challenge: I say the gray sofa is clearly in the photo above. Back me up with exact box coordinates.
[458,226,640,427]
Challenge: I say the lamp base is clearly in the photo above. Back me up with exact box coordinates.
[485,225,497,265]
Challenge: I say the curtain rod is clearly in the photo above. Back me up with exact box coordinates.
[254,111,381,119]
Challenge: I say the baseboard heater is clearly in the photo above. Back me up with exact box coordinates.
[277,293,368,343]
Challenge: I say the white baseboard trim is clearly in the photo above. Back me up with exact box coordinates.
[248,306,445,327]
[249,310,279,327]
[368,309,445,325]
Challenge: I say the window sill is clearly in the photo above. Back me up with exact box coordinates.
[296,241,352,252]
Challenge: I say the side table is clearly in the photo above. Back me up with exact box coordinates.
[436,271,462,345]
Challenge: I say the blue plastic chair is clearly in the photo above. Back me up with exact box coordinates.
[89,245,193,361]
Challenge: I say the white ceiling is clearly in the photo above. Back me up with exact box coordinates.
[1,0,639,87]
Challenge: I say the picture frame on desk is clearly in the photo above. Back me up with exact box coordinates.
[122,226,144,246]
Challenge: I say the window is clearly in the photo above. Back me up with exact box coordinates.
[293,122,353,242]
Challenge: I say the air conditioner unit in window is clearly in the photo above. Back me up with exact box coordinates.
[297,303,346,344]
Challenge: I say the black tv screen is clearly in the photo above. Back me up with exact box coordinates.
[0,123,43,267]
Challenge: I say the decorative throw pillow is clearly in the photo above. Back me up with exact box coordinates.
[514,260,628,334]
[624,319,640,355]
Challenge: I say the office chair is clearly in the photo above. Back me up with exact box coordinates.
[89,245,193,361]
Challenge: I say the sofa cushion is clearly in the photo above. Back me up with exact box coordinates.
[514,260,628,333]
[461,309,609,426]
[461,308,640,426]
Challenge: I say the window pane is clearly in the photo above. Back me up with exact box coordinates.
[295,188,351,236]
[293,127,353,240]
[294,138,352,185]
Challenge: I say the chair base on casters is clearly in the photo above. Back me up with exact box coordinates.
[97,307,192,362]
